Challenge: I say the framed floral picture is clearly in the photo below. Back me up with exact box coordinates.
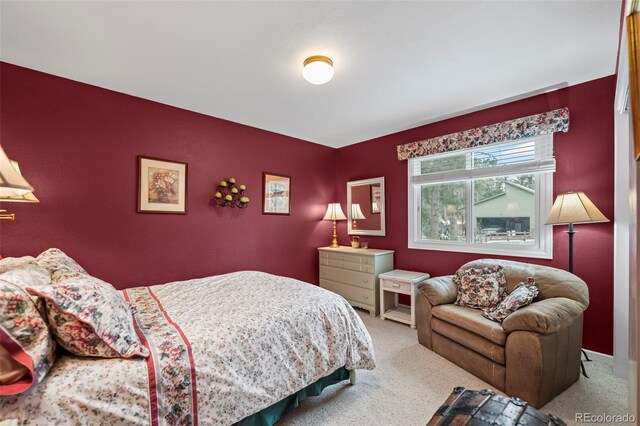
[262,172,291,215]
[137,156,188,214]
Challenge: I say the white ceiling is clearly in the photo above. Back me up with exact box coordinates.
[0,1,621,148]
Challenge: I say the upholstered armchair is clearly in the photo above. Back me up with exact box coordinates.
[416,259,589,408]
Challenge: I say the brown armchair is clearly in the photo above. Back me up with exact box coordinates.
[416,259,589,408]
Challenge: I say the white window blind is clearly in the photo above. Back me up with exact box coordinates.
[409,134,555,185]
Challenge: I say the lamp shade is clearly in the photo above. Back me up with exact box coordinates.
[0,145,34,197]
[0,161,39,203]
[351,203,366,220]
[545,191,609,225]
[323,203,347,221]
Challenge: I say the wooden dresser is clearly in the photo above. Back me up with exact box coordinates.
[318,246,394,316]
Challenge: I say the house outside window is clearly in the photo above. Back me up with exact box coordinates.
[408,134,554,258]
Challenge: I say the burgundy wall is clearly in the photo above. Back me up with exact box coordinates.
[0,63,336,289]
[0,62,617,354]
[335,76,616,355]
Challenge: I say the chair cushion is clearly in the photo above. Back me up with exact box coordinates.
[432,318,505,364]
[432,304,507,345]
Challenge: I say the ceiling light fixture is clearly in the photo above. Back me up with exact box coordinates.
[302,56,334,85]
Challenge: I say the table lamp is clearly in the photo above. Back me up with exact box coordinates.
[323,203,347,248]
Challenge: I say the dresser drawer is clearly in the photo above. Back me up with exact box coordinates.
[320,266,374,290]
[320,279,375,307]
[327,259,372,273]
[326,251,363,264]
[381,278,412,293]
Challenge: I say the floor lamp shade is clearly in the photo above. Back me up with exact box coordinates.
[545,191,609,274]
[545,191,608,225]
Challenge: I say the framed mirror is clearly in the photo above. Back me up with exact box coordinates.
[347,177,385,236]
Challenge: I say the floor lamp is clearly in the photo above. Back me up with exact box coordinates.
[545,191,609,378]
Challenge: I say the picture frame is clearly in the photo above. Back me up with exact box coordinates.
[371,185,382,214]
[628,12,640,160]
[137,156,188,214]
[262,172,291,215]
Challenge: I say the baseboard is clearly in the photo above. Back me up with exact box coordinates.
[583,349,614,365]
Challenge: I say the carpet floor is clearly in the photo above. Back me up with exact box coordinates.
[280,311,628,426]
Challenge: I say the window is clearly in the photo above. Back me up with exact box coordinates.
[408,134,554,258]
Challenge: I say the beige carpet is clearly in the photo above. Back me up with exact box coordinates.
[280,311,628,426]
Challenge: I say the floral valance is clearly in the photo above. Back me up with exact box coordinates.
[397,107,569,161]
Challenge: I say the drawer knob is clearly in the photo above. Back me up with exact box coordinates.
[392,284,400,288]
[362,295,369,299]
[362,279,368,283]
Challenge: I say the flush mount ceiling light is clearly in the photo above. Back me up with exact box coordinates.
[302,55,334,85]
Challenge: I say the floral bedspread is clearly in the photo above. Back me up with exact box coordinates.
[0,271,376,425]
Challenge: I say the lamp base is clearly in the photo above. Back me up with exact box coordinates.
[329,219,340,248]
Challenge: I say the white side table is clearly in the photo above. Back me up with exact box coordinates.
[379,269,430,328]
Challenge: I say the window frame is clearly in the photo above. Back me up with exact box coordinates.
[407,137,554,259]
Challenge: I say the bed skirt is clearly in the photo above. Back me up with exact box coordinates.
[235,367,351,426]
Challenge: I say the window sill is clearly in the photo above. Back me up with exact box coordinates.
[408,240,552,259]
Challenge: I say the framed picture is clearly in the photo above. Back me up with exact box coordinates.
[628,12,640,160]
[371,185,382,214]
[137,156,188,214]
[262,172,291,215]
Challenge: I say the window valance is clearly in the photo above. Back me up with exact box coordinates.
[397,108,569,161]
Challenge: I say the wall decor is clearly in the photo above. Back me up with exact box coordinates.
[137,156,187,214]
[262,172,291,215]
[213,177,249,208]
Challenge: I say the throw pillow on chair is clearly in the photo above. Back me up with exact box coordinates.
[453,265,507,309]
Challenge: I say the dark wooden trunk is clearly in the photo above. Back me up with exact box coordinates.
[427,387,566,426]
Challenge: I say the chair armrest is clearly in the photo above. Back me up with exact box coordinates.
[502,297,586,334]
[418,275,457,306]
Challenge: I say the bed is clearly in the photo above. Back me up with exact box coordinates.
[0,270,376,425]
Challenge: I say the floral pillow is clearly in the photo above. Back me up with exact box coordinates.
[28,273,149,359]
[36,248,87,282]
[454,265,507,309]
[483,278,539,323]
[0,273,56,395]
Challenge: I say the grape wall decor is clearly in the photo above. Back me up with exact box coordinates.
[213,177,249,208]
